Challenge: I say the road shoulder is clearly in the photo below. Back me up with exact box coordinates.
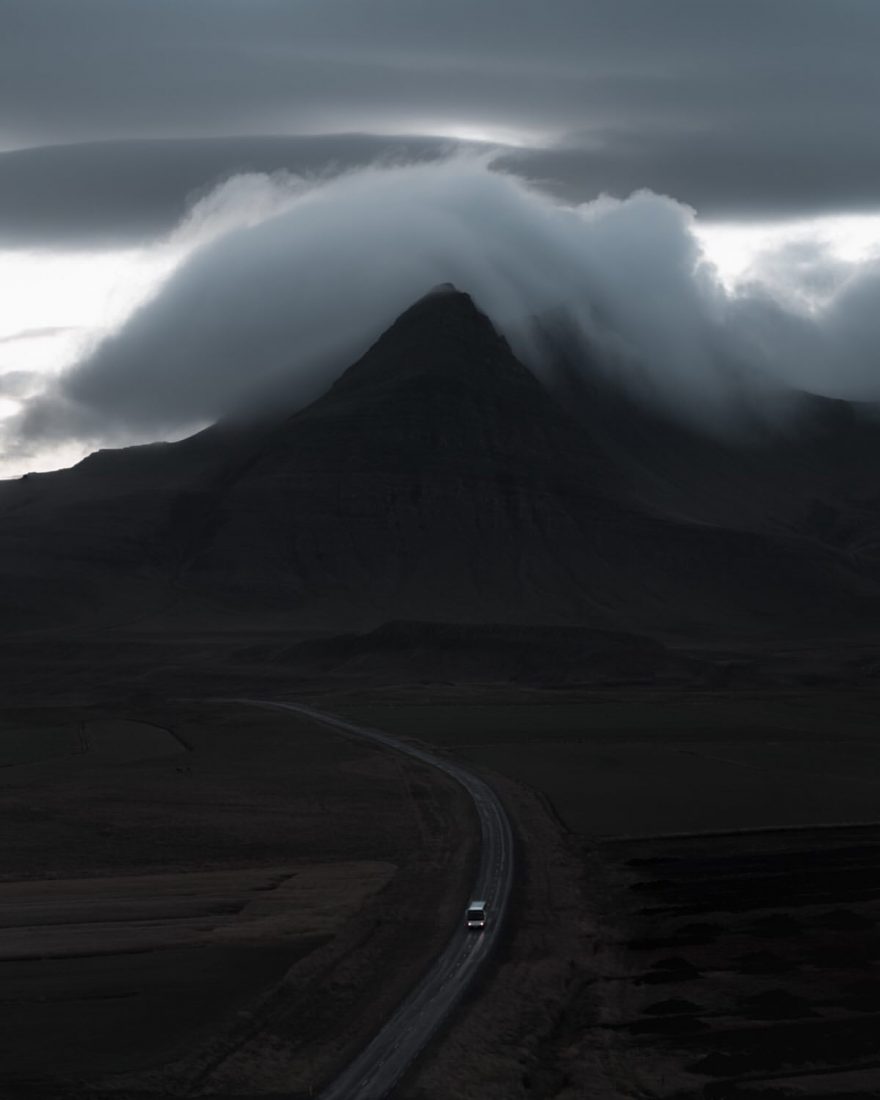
[403,774,592,1099]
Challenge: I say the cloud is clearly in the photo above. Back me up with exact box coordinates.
[3,1,880,219]
[0,135,481,248]
[10,155,880,462]
[732,261,880,403]
[0,326,80,345]
[6,126,880,253]
[0,370,41,398]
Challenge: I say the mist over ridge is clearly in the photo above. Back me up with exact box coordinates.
[13,155,880,458]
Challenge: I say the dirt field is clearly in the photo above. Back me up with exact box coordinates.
[341,695,880,836]
[0,714,184,766]
[567,826,880,1098]
[413,820,880,1098]
[341,693,880,1098]
[4,678,880,1098]
[0,701,476,1098]
[0,864,393,958]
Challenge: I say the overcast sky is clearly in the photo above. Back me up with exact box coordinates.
[2,1,880,477]
[2,0,880,245]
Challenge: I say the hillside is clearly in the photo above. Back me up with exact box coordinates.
[1,285,878,640]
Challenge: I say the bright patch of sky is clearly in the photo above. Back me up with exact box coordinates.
[695,214,880,310]
[382,120,551,148]
[0,171,304,476]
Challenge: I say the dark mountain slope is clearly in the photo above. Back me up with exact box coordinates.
[0,286,877,638]
[0,421,263,628]
[549,346,880,563]
[173,286,628,626]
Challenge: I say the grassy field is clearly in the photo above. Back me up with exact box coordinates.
[0,863,392,1080]
[0,723,79,766]
[338,694,880,748]
[0,701,476,1098]
[341,693,880,836]
[0,715,185,767]
[4,682,879,1098]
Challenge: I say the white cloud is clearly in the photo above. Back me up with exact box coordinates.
[696,214,880,309]
[4,156,880,476]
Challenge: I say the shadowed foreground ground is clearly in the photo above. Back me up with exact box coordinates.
[346,694,880,1098]
[3,650,880,1097]
[0,701,475,1099]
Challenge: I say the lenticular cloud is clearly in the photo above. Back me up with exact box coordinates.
[14,155,880,452]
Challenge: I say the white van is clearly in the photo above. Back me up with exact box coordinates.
[466,900,487,930]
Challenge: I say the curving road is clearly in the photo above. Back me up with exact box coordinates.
[248,700,514,1100]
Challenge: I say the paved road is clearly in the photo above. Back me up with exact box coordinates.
[248,700,515,1100]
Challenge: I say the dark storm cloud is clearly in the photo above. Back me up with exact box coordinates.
[2,0,879,228]
[0,136,475,248]
[501,125,880,220]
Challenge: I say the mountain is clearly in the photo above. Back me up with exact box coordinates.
[1,285,878,641]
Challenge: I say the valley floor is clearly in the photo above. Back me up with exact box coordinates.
[3,652,880,1098]
[0,701,476,1098]
[579,824,880,1098]
[340,691,880,1098]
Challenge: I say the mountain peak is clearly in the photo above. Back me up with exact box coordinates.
[326,285,533,400]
